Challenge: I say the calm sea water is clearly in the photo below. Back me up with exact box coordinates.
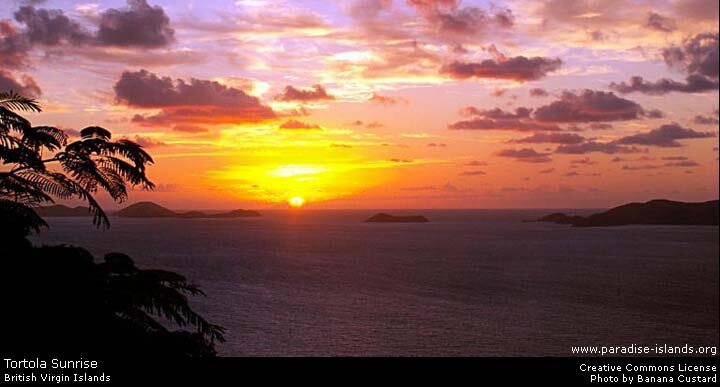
[32,210,719,356]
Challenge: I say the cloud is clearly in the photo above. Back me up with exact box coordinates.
[615,123,715,147]
[465,160,487,166]
[278,120,321,130]
[13,6,91,45]
[0,69,41,97]
[115,69,266,108]
[588,125,612,133]
[97,0,174,47]
[427,142,447,147]
[450,107,560,131]
[345,40,441,79]
[115,69,275,126]
[694,114,720,125]
[349,120,384,129]
[610,32,719,95]
[490,88,508,97]
[121,134,165,148]
[529,88,549,97]
[622,164,660,171]
[441,56,562,81]
[555,141,642,154]
[450,90,645,134]
[661,156,688,161]
[0,20,30,69]
[11,1,174,49]
[461,106,532,119]
[533,90,644,123]
[664,160,700,167]
[172,124,208,133]
[644,108,665,118]
[571,157,597,165]
[539,168,555,174]
[496,148,552,163]
[510,132,585,144]
[459,170,485,176]
[610,75,719,95]
[645,12,676,32]
[275,84,335,102]
[400,185,436,192]
[406,0,514,39]
[369,92,404,105]
[131,107,275,126]
[440,182,468,192]
[663,32,719,80]
[449,118,561,131]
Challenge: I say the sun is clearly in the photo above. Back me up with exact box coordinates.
[288,197,305,208]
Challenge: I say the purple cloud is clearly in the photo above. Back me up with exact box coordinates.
[441,56,562,81]
[615,123,715,147]
[276,84,335,102]
[533,90,644,123]
[510,132,585,144]
[610,75,718,95]
[555,141,642,155]
[496,148,552,163]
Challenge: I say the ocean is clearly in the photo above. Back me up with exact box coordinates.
[31,210,719,356]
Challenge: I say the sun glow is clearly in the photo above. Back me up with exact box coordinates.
[206,128,408,205]
[270,164,327,178]
[289,196,305,208]
[209,158,396,205]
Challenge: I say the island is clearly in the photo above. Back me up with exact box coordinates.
[115,202,176,217]
[365,213,429,223]
[533,199,718,227]
[114,201,261,218]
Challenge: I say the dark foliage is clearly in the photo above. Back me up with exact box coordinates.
[1,91,224,357]
[1,239,224,357]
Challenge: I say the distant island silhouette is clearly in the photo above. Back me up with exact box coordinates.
[534,199,719,227]
[117,202,261,218]
[34,202,261,219]
[366,213,430,223]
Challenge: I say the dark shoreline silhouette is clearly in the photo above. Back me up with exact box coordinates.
[532,199,719,227]
[35,202,261,219]
[365,213,429,223]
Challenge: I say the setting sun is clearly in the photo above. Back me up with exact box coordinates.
[289,197,305,208]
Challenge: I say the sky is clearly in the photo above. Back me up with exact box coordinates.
[1,0,718,210]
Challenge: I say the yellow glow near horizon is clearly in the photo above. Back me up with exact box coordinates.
[209,157,396,205]
[289,196,305,208]
[269,164,327,178]
[204,123,436,205]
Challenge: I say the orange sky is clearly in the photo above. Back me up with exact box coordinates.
[2,0,718,209]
